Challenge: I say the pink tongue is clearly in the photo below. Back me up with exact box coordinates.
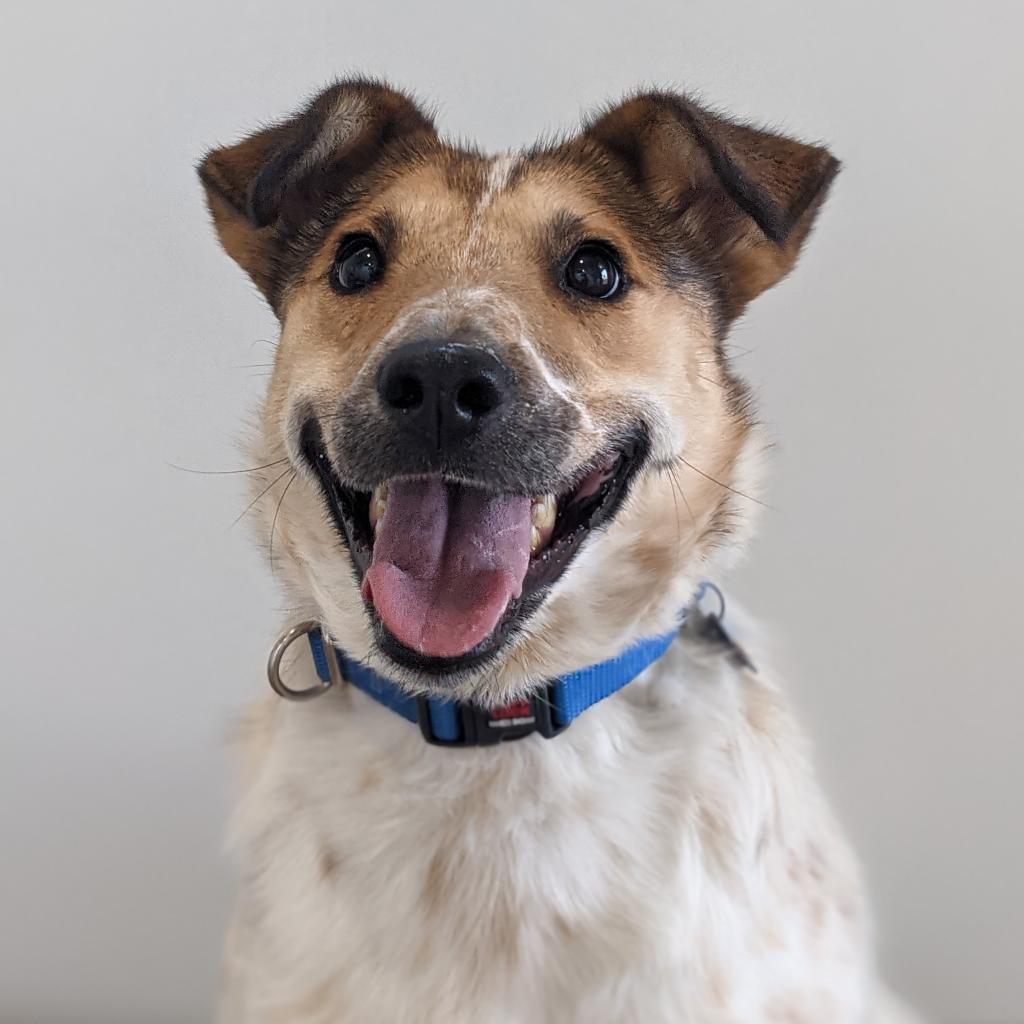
[363,478,533,658]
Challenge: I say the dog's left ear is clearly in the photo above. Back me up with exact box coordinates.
[580,92,839,320]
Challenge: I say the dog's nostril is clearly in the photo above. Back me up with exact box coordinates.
[375,339,513,448]
[383,373,424,412]
[455,378,500,418]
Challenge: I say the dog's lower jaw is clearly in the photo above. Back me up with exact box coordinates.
[219,624,892,1024]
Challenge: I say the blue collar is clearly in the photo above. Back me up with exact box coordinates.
[305,617,684,747]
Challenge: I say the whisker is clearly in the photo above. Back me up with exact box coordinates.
[664,464,695,553]
[530,687,557,714]
[664,467,683,550]
[674,455,769,508]
[168,457,290,477]
[229,465,295,529]
[721,344,755,357]
[269,471,298,564]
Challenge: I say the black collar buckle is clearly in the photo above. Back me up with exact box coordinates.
[417,687,567,747]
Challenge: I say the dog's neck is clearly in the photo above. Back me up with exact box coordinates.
[268,585,737,749]
[302,617,684,747]
[250,607,780,861]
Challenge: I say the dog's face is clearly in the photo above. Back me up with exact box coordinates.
[199,80,836,701]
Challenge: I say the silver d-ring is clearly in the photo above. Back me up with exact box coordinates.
[696,581,727,622]
[267,620,341,701]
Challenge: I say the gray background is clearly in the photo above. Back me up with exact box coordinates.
[1,1,1021,1021]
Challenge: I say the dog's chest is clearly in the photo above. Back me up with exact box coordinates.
[224,656,868,1023]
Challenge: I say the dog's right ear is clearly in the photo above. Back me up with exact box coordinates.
[197,79,436,310]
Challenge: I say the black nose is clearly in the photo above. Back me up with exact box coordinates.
[376,339,513,452]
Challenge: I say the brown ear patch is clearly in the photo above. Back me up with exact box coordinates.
[197,78,436,312]
[580,91,839,320]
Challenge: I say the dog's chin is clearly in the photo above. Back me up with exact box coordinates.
[299,420,650,683]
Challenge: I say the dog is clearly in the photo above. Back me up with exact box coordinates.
[200,78,919,1023]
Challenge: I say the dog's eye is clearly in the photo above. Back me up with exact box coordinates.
[332,235,384,293]
[564,244,622,300]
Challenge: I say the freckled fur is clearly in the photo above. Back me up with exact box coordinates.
[200,80,921,1023]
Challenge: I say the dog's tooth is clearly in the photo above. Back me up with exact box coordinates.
[530,494,556,556]
[369,485,388,531]
[532,494,556,531]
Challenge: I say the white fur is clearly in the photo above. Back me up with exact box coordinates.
[461,153,517,267]
[218,614,918,1022]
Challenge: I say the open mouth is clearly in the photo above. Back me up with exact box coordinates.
[301,421,647,676]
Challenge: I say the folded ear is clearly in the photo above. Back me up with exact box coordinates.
[198,78,436,311]
[581,92,839,320]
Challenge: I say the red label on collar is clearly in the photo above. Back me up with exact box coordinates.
[487,700,536,727]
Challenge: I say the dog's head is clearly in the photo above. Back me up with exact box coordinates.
[199,78,837,702]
